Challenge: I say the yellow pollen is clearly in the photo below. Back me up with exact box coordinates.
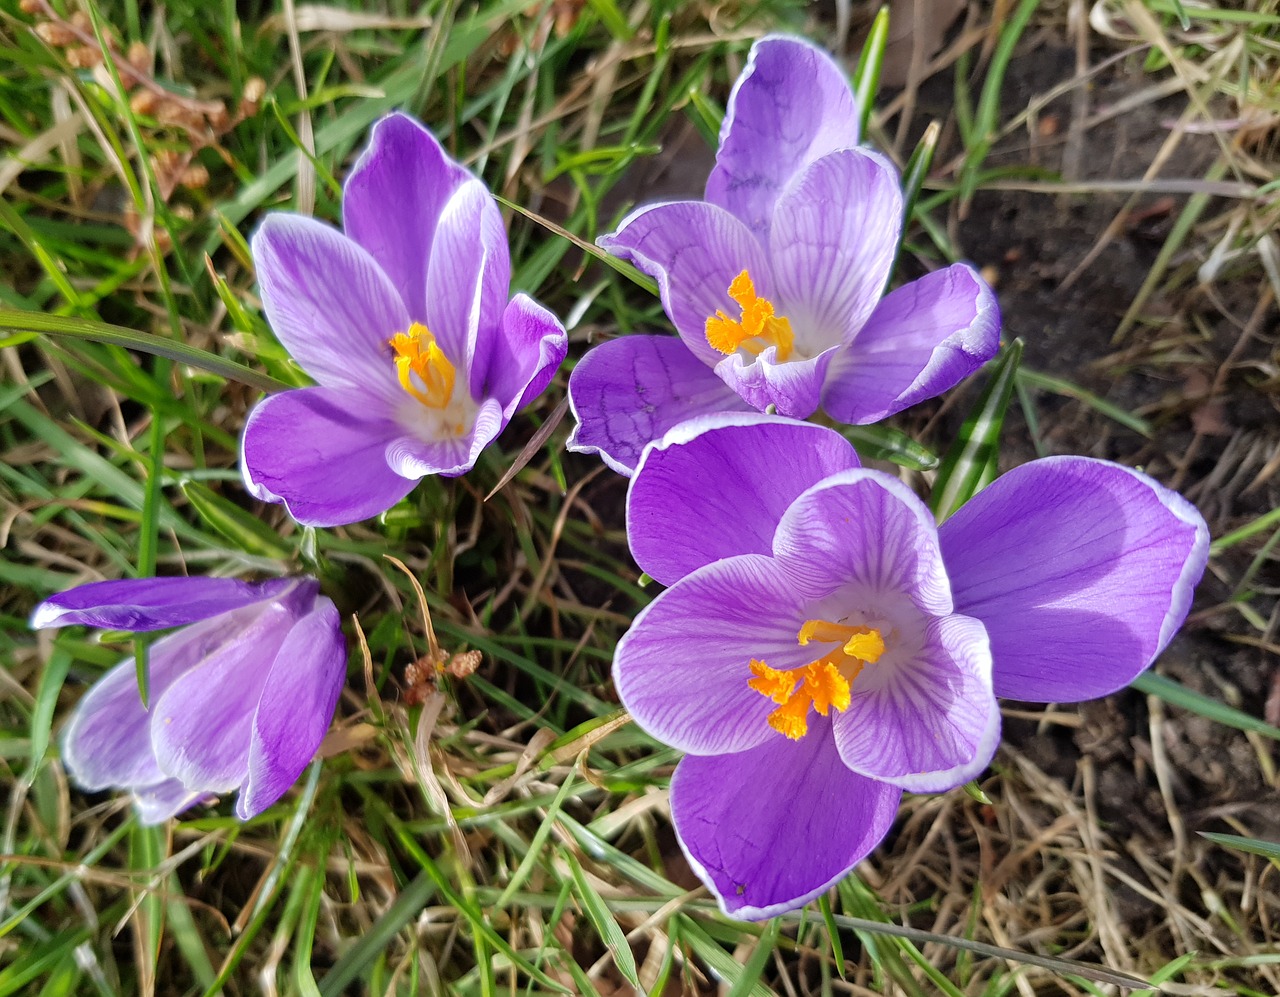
[389,322,456,409]
[751,619,886,741]
[705,269,794,361]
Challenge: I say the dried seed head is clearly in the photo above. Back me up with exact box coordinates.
[126,40,150,72]
[129,89,159,116]
[68,11,90,31]
[19,0,43,14]
[66,45,102,68]
[180,164,209,190]
[242,76,266,104]
[35,21,76,46]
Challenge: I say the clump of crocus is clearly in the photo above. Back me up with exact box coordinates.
[615,414,1208,919]
[33,576,346,824]
[240,112,568,526]
[568,35,1000,475]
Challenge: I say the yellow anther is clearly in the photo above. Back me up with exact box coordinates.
[843,630,885,663]
[705,269,794,361]
[750,618,886,741]
[389,322,456,409]
[748,659,797,705]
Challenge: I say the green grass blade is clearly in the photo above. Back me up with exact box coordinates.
[0,310,288,394]
[852,6,890,137]
[1132,672,1280,742]
[931,339,1023,521]
[1198,832,1280,863]
[563,847,641,989]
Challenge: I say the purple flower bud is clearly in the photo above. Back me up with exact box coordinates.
[34,576,346,823]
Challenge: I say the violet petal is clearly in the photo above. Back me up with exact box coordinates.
[939,456,1210,701]
[706,35,861,239]
[832,614,1000,792]
[149,601,297,792]
[768,148,902,355]
[237,598,346,818]
[567,335,750,477]
[614,554,816,756]
[342,112,472,323]
[423,179,511,391]
[627,414,858,585]
[31,576,292,632]
[240,386,416,527]
[251,214,409,402]
[670,727,901,920]
[823,264,1000,424]
[385,395,505,479]
[598,201,770,366]
[487,293,569,418]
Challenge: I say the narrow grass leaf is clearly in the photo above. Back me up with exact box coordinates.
[673,914,773,997]
[0,310,288,393]
[725,918,781,997]
[839,423,939,471]
[180,482,293,560]
[1133,672,1280,742]
[317,872,437,997]
[563,847,641,989]
[931,338,1023,521]
[28,648,71,772]
[1017,368,1151,436]
[852,7,890,136]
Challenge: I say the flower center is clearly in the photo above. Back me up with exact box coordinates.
[748,619,886,740]
[389,322,456,409]
[705,269,794,362]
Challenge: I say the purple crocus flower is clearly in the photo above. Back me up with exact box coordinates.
[32,576,346,824]
[567,35,1000,475]
[616,414,1208,919]
[240,112,568,526]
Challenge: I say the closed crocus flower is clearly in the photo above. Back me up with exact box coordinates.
[616,414,1209,919]
[240,112,568,527]
[33,576,346,824]
[568,35,1000,475]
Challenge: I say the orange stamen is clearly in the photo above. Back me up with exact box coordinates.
[389,322,456,409]
[705,270,794,361]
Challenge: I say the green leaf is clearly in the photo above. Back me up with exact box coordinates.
[852,7,890,137]
[0,309,288,394]
[931,339,1023,521]
[563,847,641,989]
[1199,832,1280,862]
[180,482,293,560]
[1132,672,1280,742]
[839,424,939,471]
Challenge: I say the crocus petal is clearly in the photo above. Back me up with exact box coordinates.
[485,293,569,418]
[240,387,416,528]
[60,618,231,791]
[771,469,951,616]
[385,396,505,479]
[627,414,858,585]
[670,730,901,920]
[30,576,293,632]
[706,35,861,239]
[598,201,771,366]
[133,780,206,825]
[342,112,472,323]
[614,554,820,756]
[149,601,298,791]
[768,149,902,355]
[713,347,830,419]
[567,336,750,477]
[939,456,1210,702]
[237,599,346,819]
[822,265,1000,424]
[251,215,409,402]
[424,179,512,386]
[833,614,1000,792]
